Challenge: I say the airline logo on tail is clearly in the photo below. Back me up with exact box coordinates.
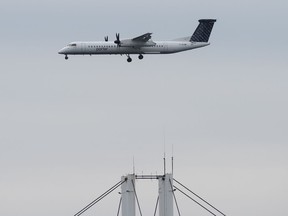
[190,19,217,42]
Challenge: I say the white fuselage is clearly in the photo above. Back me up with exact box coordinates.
[58,41,209,56]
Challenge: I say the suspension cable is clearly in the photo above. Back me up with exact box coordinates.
[173,178,226,216]
[74,179,126,216]
[173,185,216,216]
[131,180,143,216]
[169,179,181,216]
[153,196,159,216]
[116,197,122,216]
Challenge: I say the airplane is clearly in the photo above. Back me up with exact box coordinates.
[58,19,216,62]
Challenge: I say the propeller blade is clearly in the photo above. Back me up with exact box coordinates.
[114,33,121,45]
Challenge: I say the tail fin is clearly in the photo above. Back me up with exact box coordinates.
[190,19,216,42]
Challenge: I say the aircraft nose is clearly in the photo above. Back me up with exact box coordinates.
[58,47,66,54]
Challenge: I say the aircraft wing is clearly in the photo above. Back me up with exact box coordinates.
[119,33,155,47]
[132,33,153,42]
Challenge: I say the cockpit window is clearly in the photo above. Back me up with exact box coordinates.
[68,43,77,47]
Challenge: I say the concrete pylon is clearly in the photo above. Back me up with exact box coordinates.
[159,174,173,216]
[121,174,136,216]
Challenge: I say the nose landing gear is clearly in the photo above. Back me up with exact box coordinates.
[65,55,68,60]
[138,54,143,60]
[127,55,132,63]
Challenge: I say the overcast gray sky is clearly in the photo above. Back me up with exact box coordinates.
[0,0,287,216]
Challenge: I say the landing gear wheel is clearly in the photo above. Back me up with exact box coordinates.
[65,55,68,60]
[127,57,132,63]
[138,54,143,60]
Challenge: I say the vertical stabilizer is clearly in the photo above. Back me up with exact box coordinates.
[190,19,217,42]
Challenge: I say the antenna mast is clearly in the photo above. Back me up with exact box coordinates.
[133,156,135,174]
[163,129,166,175]
[172,144,174,176]
[163,154,166,175]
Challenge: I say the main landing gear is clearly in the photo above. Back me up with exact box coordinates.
[65,55,68,60]
[126,54,144,63]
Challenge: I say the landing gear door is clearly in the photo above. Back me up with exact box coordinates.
[164,44,168,53]
[79,43,84,53]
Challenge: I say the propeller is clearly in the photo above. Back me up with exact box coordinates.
[114,33,121,46]
[104,36,108,42]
